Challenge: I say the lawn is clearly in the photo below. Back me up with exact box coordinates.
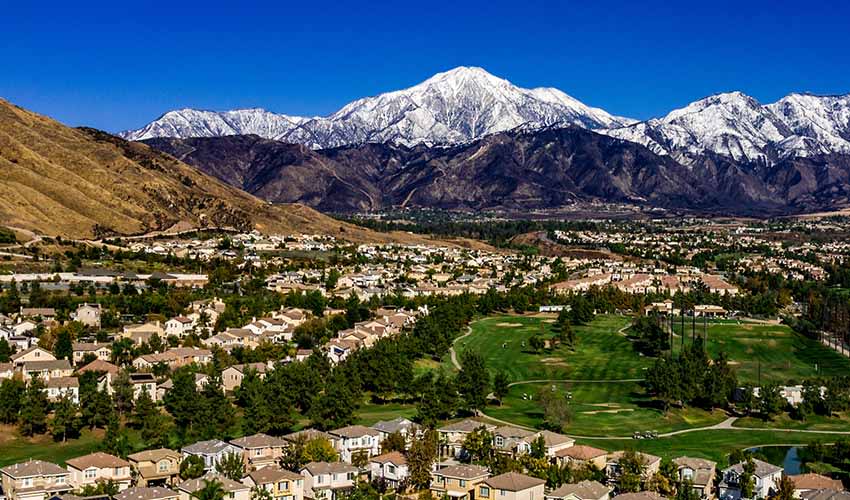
[0,426,137,468]
[733,413,850,432]
[670,320,850,384]
[356,399,417,426]
[487,381,727,437]
[447,314,645,381]
[584,429,848,466]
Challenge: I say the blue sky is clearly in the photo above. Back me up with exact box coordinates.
[2,0,848,131]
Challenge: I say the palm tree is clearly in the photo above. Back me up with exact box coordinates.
[193,480,226,500]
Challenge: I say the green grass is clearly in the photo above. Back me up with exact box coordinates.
[356,399,417,426]
[447,314,644,381]
[670,320,850,384]
[487,381,726,436]
[583,429,847,466]
[0,426,143,468]
[733,413,850,432]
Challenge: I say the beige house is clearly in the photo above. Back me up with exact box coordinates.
[300,462,358,500]
[673,457,717,499]
[21,360,73,381]
[122,322,165,346]
[45,377,79,403]
[789,473,845,497]
[0,460,72,500]
[71,303,102,328]
[128,449,182,486]
[221,362,268,392]
[546,480,611,500]
[605,451,661,482]
[177,473,249,500]
[66,452,133,492]
[328,425,382,464]
[115,486,179,500]
[437,419,496,458]
[230,433,288,470]
[10,347,55,367]
[244,467,305,500]
[554,445,608,470]
[477,472,545,500]
[430,464,490,500]
[72,342,112,364]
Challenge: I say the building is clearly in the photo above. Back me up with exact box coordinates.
[554,445,608,469]
[368,452,409,489]
[72,342,112,365]
[71,303,102,328]
[11,346,55,366]
[181,439,242,473]
[546,480,611,500]
[371,417,421,444]
[477,472,545,500]
[66,452,133,492]
[673,457,716,499]
[128,449,182,486]
[230,433,288,470]
[221,363,268,393]
[328,425,382,464]
[177,473,249,500]
[244,467,305,500]
[800,490,850,500]
[719,459,783,500]
[606,451,662,483]
[437,420,496,458]
[114,486,179,500]
[430,464,490,500]
[0,460,72,500]
[300,462,358,500]
[45,376,79,403]
[789,474,844,497]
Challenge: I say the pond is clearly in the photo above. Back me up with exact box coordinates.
[746,446,803,475]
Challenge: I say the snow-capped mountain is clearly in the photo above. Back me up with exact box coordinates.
[602,91,850,163]
[120,66,634,148]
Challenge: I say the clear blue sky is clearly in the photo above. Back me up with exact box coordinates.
[2,0,848,132]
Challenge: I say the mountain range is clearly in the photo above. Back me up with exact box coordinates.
[123,67,850,164]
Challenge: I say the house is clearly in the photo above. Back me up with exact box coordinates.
[673,457,716,499]
[530,430,575,458]
[614,493,666,500]
[438,420,496,458]
[19,308,56,321]
[800,491,850,500]
[493,426,537,455]
[230,433,288,470]
[72,342,112,364]
[368,452,409,489]
[66,452,133,492]
[546,480,611,500]
[606,452,662,482]
[45,376,79,403]
[164,317,194,338]
[122,322,165,346]
[0,362,14,380]
[283,429,338,449]
[0,460,72,500]
[719,459,783,500]
[371,417,421,445]
[20,360,73,381]
[129,373,159,401]
[114,486,179,500]
[477,472,545,500]
[10,346,55,367]
[300,462,358,500]
[244,467,305,500]
[222,363,268,392]
[789,474,844,497]
[430,464,490,500]
[71,303,102,328]
[128,448,182,486]
[177,473,249,500]
[328,425,382,464]
[77,359,120,392]
[181,439,242,473]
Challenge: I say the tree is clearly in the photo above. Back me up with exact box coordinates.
[740,458,756,499]
[111,370,135,416]
[50,394,81,442]
[0,338,14,362]
[528,333,545,353]
[19,376,49,436]
[381,431,407,453]
[493,371,510,405]
[617,450,646,493]
[193,479,226,500]
[461,427,493,462]
[180,455,206,480]
[196,374,235,440]
[216,452,245,481]
[530,435,546,459]
[772,474,795,500]
[456,349,490,412]
[164,368,200,435]
[304,437,338,463]
[309,371,360,430]
[537,386,573,432]
[0,378,25,424]
[675,480,700,500]
[408,430,438,489]
[54,328,73,361]
[102,412,131,458]
[759,384,785,420]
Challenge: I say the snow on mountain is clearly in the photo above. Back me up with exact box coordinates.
[120,66,634,147]
[603,91,850,163]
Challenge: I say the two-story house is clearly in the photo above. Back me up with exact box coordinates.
[244,467,305,500]
[673,457,717,499]
[371,417,421,446]
[181,439,242,473]
[115,486,180,500]
[177,473,249,500]
[430,464,490,500]
[719,459,783,500]
[66,452,133,492]
[328,425,382,464]
[605,451,662,483]
[230,433,288,471]
[546,480,611,500]
[554,445,609,470]
[128,448,182,486]
[71,303,102,328]
[221,363,268,393]
[72,342,112,365]
[437,420,496,458]
[45,376,80,403]
[0,460,72,500]
[477,472,545,500]
[368,452,409,489]
[300,462,358,500]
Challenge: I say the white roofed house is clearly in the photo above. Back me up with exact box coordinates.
[10,346,55,367]
[181,439,242,473]
[66,452,133,492]
[546,480,611,500]
[437,419,496,458]
[20,359,73,381]
[114,486,180,500]
[0,459,72,500]
[328,425,382,464]
[476,472,545,500]
[719,459,783,500]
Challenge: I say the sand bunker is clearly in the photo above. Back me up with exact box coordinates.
[582,408,635,415]
[495,322,523,328]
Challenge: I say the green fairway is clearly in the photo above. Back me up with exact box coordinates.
[356,399,417,425]
[670,320,850,384]
[0,426,141,468]
[448,314,645,381]
[584,429,849,466]
[733,413,850,432]
[487,381,727,436]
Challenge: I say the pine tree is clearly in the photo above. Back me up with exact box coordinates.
[0,378,25,424]
[50,394,81,442]
[0,338,13,362]
[492,371,510,405]
[111,370,135,416]
[19,376,49,436]
[215,452,245,481]
[54,329,73,361]
[456,349,490,412]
